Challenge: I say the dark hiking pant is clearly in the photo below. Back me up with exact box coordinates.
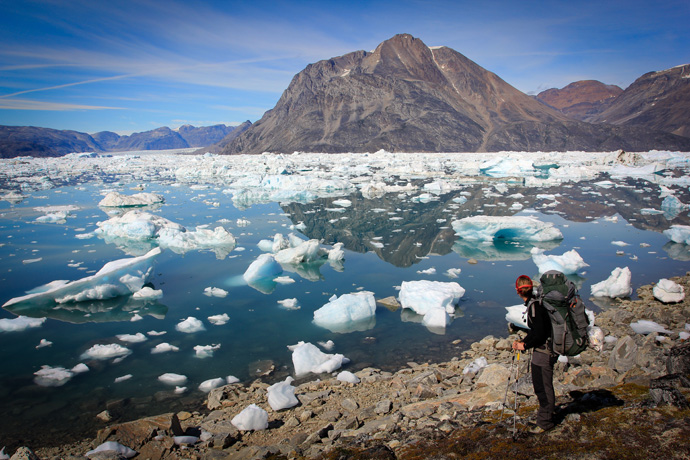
[531,350,558,429]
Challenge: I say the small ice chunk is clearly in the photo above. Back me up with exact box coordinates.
[267,376,299,411]
[417,267,436,275]
[0,316,46,332]
[313,292,376,333]
[611,241,629,247]
[98,191,164,207]
[194,344,221,358]
[333,199,352,207]
[132,286,163,300]
[274,276,295,284]
[226,375,240,384]
[114,374,133,383]
[243,254,283,283]
[199,377,225,393]
[176,317,205,333]
[173,436,199,445]
[653,279,685,303]
[231,404,269,431]
[151,343,179,354]
[463,356,488,374]
[158,373,188,385]
[399,280,465,316]
[630,320,672,335]
[318,340,335,350]
[71,363,89,373]
[290,341,349,376]
[505,304,528,329]
[445,268,462,278]
[203,287,228,297]
[34,365,74,387]
[81,343,132,360]
[208,313,230,325]
[36,338,53,349]
[275,239,326,265]
[277,298,300,310]
[116,332,148,343]
[531,248,588,274]
[86,441,137,459]
[337,370,360,384]
[590,267,632,298]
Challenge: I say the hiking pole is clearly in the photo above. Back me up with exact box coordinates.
[499,350,516,425]
[512,350,520,441]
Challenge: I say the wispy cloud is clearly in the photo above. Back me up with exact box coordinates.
[0,98,122,111]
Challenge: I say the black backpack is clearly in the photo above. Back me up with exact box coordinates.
[537,270,590,356]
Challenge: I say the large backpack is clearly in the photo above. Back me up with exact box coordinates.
[537,270,590,356]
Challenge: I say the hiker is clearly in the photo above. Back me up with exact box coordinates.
[511,274,557,433]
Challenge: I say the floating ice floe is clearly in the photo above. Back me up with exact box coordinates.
[399,280,465,331]
[34,365,76,387]
[203,287,228,297]
[663,225,690,245]
[116,332,148,343]
[313,292,376,333]
[452,215,563,242]
[231,404,269,431]
[208,313,230,325]
[151,343,179,354]
[36,338,52,348]
[480,155,535,177]
[98,191,164,207]
[2,247,161,308]
[194,344,221,358]
[653,279,685,303]
[591,267,632,298]
[132,286,163,300]
[267,376,299,411]
[277,298,300,310]
[81,343,132,361]
[630,320,672,335]
[531,248,588,274]
[158,373,188,386]
[176,317,205,333]
[290,341,349,376]
[243,253,283,293]
[0,316,46,332]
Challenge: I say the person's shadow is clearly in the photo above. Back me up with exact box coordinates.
[554,389,624,424]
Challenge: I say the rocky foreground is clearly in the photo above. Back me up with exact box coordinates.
[12,275,690,460]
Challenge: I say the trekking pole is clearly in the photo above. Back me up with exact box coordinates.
[499,351,516,424]
[512,350,520,440]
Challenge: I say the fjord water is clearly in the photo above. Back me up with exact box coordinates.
[1,160,690,448]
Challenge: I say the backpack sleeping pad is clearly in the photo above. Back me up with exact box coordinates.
[538,270,590,356]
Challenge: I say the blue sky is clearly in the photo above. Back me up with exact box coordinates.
[1,0,688,135]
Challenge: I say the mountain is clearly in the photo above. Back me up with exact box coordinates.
[535,80,623,121]
[0,124,237,158]
[195,121,252,154]
[221,34,690,154]
[587,64,690,138]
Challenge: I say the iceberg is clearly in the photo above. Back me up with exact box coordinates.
[158,373,188,385]
[96,211,183,241]
[267,376,299,411]
[98,191,164,207]
[151,343,179,354]
[664,225,690,245]
[33,365,75,387]
[275,239,326,265]
[398,280,465,330]
[81,343,132,361]
[590,267,632,298]
[176,317,205,333]
[0,316,46,332]
[243,254,283,294]
[290,341,349,376]
[194,344,220,358]
[452,216,563,242]
[531,248,588,274]
[313,292,376,333]
[199,377,225,393]
[231,404,269,431]
[3,248,161,308]
[158,226,236,259]
[505,304,528,329]
[653,279,685,303]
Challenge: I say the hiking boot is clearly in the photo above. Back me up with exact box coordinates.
[528,423,555,434]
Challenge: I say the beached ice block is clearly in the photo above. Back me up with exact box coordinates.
[267,377,299,411]
[231,404,268,431]
[591,267,632,298]
[653,278,685,303]
[291,341,348,376]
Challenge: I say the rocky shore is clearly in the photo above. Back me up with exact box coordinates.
[11,275,690,460]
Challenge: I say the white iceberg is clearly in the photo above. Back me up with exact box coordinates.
[399,280,465,329]
[158,226,236,258]
[0,316,46,332]
[291,341,349,376]
[116,332,148,343]
[81,343,132,361]
[275,239,326,265]
[34,365,75,387]
[132,286,163,300]
[194,344,221,358]
[98,191,164,207]
[96,211,183,241]
[267,376,299,411]
[590,267,632,298]
[313,292,376,333]
[653,279,685,303]
[176,317,205,333]
[231,404,269,431]
[663,225,690,245]
[3,248,161,307]
[203,287,228,298]
[208,313,230,325]
[243,254,283,284]
[505,304,528,329]
[151,343,179,354]
[531,248,588,274]
[199,377,225,393]
[452,216,563,242]
[158,373,188,385]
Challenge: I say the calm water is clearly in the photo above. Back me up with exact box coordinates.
[1,173,690,448]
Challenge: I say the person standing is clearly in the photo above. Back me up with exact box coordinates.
[511,274,557,433]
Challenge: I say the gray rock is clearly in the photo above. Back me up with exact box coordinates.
[9,447,39,460]
[476,363,511,388]
[608,335,638,373]
[667,342,690,375]
[375,399,392,415]
[341,397,359,412]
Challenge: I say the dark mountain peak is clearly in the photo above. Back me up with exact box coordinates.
[535,80,623,121]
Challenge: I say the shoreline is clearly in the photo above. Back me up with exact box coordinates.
[18,273,690,459]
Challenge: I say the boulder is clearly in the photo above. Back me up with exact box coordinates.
[608,335,638,373]
[667,342,690,376]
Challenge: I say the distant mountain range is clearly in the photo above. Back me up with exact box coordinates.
[0,123,250,159]
[2,33,689,158]
[220,34,690,154]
